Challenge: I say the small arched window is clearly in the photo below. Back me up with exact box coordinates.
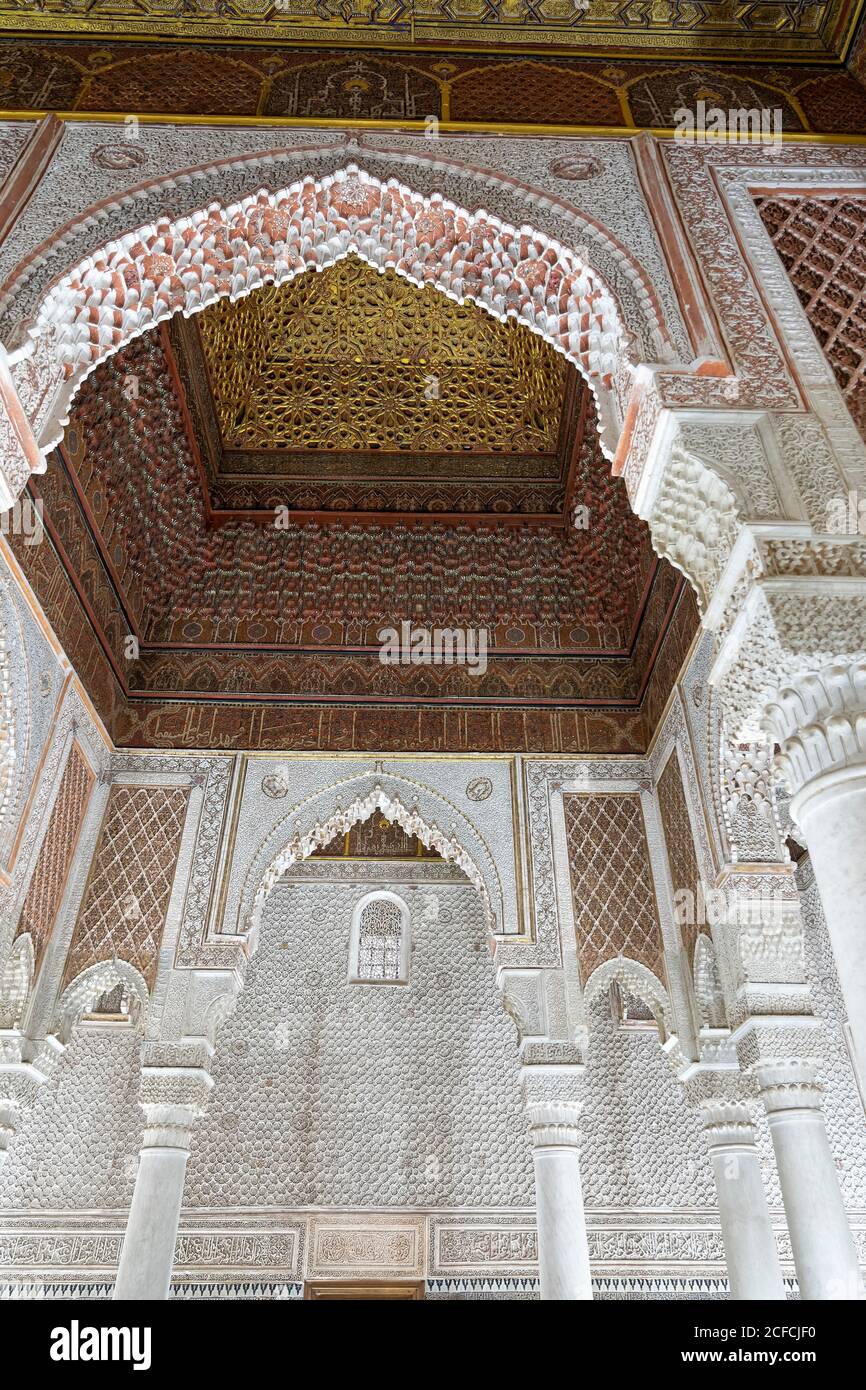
[348,891,410,985]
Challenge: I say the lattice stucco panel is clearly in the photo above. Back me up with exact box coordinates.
[62,784,189,990]
[756,195,866,444]
[562,792,664,983]
[656,750,705,967]
[14,742,94,973]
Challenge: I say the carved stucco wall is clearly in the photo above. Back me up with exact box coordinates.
[582,997,712,1207]
[186,876,532,1209]
[1,851,865,1291]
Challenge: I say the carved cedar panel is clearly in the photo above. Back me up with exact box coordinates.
[15,742,94,973]
[657,751,705,966]
[62,784,189,990]
[562,792,663,984]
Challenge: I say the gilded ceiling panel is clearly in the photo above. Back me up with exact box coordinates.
[2,44,866,132]
[0,0,862,60]
[197,258,566,457]
[171,257,585,519]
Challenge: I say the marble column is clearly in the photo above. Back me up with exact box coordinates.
[766,661,866,1082]
[789,766,866,1079]
[526,1101,593,1301]
[700,1102,786,1300]
[114,1062,212,1301]
[756,1061,862,1301]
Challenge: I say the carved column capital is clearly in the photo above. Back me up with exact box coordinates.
[138,1045,214,1151]
[698,1100,759,1152]
[752,1059,825,1117]
[763,659,866,804]
[520,1053,585,1150]
[525,1100,583,1151]
[140,1101,206,1152]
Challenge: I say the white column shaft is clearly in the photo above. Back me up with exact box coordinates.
[766,1107,861,1300]
[114,1145,189,1301]
[794,772,866,1083]
[532,1146,592,1301]
[708,1143,785,1300]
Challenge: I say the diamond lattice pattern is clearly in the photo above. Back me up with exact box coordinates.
[657,751,704,966]
[63,784,189,990]
[756,195,866,444]
[16,742,94,972]
[563,792,663,984]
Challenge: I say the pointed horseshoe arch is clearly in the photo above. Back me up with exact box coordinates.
[53,959,149,1044]
[582,955,672,1041]
[25,164,640,466]
[244,775,502,945]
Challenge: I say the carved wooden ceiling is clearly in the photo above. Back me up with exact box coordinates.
[1,0,862,61]
[173,258,585,521]
[2,41,866,131]
[11,263,698,754]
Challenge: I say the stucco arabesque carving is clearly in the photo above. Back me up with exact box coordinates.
[719,729,786,864]
[0,1029,63,1164]
[239,774,502,944]
[631,408,866,827]
[0,159,661,503]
